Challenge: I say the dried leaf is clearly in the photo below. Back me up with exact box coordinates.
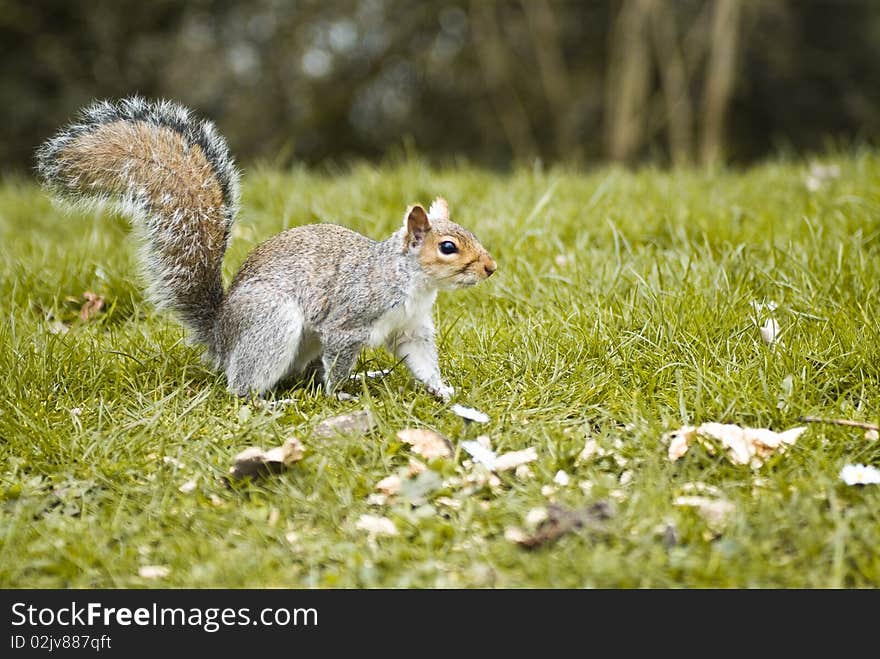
[451,404,490,423]
[840,463,880,486]
[313,409,375,438]
[79,291,104,321]
[553,470,570,486]
[178,479,197,494]
[162,456,186,469]
[577,438,600,464]
[397,428,453,459]
[667,430,692,462]
[375,474,402,496]
[355,514,398,537]
[47,318,69,334]
[514,464,534,479]
[227,438,305,481]
[513,502,613,549]
[399,469,443,505]
[674,496,735,529]
[138,565,170,579]
[494,447,538,471]
[461,440,497,469]
[665,423,806,467]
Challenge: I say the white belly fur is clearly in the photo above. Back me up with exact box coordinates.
[367,285,437,347]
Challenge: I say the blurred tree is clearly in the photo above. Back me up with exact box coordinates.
[0,0,878,173]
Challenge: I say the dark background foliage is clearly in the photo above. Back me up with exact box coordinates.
[2,0,878,173]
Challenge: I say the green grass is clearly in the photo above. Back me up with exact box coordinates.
[1,153,879,588]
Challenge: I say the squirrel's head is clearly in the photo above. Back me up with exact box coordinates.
[402,197,497,289]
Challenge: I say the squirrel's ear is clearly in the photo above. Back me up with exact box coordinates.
[404,204,431,250]
[427,197,450,222]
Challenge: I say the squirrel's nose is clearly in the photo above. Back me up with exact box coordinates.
[483,258,497,277]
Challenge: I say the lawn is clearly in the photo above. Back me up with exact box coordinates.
[1,153,878,588]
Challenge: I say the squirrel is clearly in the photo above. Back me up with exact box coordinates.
[36,96,496,401]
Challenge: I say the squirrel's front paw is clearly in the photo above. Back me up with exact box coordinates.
[431,383,455,402]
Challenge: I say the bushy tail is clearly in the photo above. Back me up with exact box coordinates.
[35,96,240,347]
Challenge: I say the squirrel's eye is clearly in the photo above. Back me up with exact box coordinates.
[439,241,458,255]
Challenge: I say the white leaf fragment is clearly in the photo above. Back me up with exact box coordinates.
[760,318,780,345]
[313,409,375,438]
[553,470,570,486]
[451,404,490,423]
[138,565,170,579]
[840,463,880,486]
[664,423,806,467]
[674,496,735,529]
[494,447,538,472]
[355,514,398,537]
[178,479,197,494]
[461,440,498,469]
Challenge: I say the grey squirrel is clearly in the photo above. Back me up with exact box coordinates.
[36,97,496,400]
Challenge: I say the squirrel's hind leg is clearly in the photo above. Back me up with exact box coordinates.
[224,300,306,397]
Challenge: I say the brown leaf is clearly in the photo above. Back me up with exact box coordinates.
[313,409,376,438]
[79,291,104,321]
[665,423,806,467]
[227,438,305,481]
[397,428,453,459]
[514,501,614,550]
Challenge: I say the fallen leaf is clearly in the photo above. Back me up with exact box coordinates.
[840,463,880,486]
[397,428,453,459]
[79,291,104,321]
[674,496,735,530]
[451,404,490,423]
[515,464,534,479]
[461,440,497,469]
[577,438,601,464]
[138,565,170,579]
[553,470,570,486]
[399,469,443,505]
[494,447,538,471]
[667,431,691,461]
[349,369,391,380]
[178,479,197,494]
[366,493,388,506]
[865,429,879,441]
[664,423,806,467]
[162,456,186,470]
[227,437,306,481]
[313,409,376,438]
[47,317,69,334]
[512,502,613,549]
[355,514,398,537]
[375,474,402,496]
[435,496,461,509]
[525,507,549,527]
[760,317,780,345]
